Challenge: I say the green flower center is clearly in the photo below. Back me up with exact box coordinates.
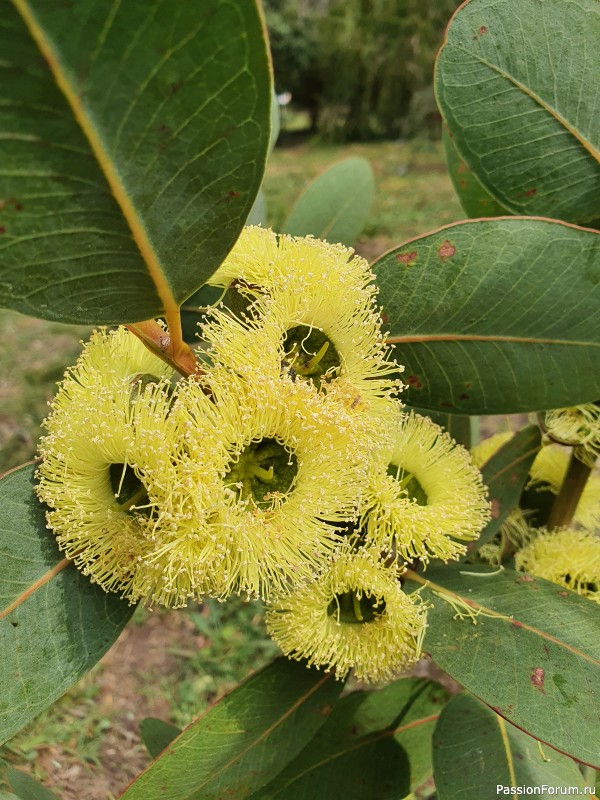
[225,437,298,507]
[387,463,428,506]
[282,326,341,388]
[327,591,386,624]
[109,463,150,514]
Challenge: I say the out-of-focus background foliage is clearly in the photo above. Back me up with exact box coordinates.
[264,0,460,141]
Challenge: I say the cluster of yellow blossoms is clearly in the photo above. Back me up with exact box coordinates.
[472,433,600,603]
[36,227,491,682]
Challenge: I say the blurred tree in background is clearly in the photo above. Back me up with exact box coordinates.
[263,0,461,140]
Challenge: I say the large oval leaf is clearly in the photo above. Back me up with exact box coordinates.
[283,157,374,246]
[248,678,446,800]
[433,693,586,799]
[435,0,600,224]
[405,565,600,768]
[0,464,134,745]
[0,0,271,324]
[119,659,344,800]
[375,218,600,414]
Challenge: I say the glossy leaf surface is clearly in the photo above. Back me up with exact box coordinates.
[436,0,600,224]
[375,218,600,414]
[0,0,270,324]
[0,464,134,745]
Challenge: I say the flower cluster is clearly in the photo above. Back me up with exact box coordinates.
[472,432,600,598]
[37,227,490,683]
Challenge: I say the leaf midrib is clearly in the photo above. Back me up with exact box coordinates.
[124,672,334,799]
[452,44,600,164]
[387,334,599,347]
[0,558,70,619]
[11,0,177,320]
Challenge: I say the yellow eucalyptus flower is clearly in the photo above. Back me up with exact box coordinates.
[543,404,600,467]
[266,546,427,683]
[36,375,181,603]
[65,325,174,389]
[362,412,490,563]
[515,528,600,603]
[35,328,229,608]
[174,368,373,599]
[200,227,401,414]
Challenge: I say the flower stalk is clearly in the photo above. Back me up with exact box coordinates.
[547,449,596,530]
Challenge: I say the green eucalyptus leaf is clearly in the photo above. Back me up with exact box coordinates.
[140,717,182,760]
[442,128,508,219]
[375,218,600,414]
[119,658,344,800]
[3,767,59,800]
[436,0,600,224]
[0,0,270,324]
[0,464,134,745]
[283,157,374,246]
[433,693,586,800]
[248,678,447,800]
[405,565,600,768]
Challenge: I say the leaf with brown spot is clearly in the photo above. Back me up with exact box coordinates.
[405,566,600,767]
[375,218,600,414]
[0,464,134,745]
[0,0,271,328]
[437,0,600,224]
[438,240,456,258]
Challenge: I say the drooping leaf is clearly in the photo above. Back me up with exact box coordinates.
[283,157,374,246]
[0,0,271,324]
[436,0,600,225]
[464,425,541,559]
[405,565,600,768]
[375,218,600,414]
[248,678,446,800]
[119,658,344,800]
[433,693,586,799]
[140,717,182,760]
[442,128,508,219]
[0,464,134,745]
[2,766,60,800]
